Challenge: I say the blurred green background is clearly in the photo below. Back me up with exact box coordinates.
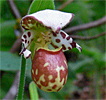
[0,0,105,99]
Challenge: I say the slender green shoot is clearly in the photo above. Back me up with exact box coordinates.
[29,81,39,100]
[17,55,26,100]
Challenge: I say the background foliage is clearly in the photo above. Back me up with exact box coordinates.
[0,0,105,99]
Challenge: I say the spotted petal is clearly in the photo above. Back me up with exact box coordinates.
[50,30,82,52]
[20,30,36,58]
[21,30,36,49]
[21,9,74,32]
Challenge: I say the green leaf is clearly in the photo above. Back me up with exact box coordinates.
[0,51,31,71]
[28,0,55,14]
[0,72,16,99]
[0,20,15,38]
[0,20,16,51]
[29,81,39,100]
[1,51,20,71]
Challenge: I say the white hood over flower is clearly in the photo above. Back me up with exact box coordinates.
[20,9,82,59]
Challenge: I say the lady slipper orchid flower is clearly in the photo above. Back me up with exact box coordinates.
[20,9,82,92]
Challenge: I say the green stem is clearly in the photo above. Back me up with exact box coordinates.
[17,55,26,100]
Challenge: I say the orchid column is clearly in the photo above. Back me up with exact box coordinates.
[20,9,82,92]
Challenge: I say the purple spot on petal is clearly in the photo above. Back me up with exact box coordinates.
[66,36,70,40]
[56,39,61,43]
[27,32,31,37]
[62,44,66,50]
[23,35,27,39]
[51,42,58,49]
[25,40,27,43]
[68,47,71,50]
[52,32,57,37]
[60,31,66,39]
[22,39,24,41]
[70,41,76,48]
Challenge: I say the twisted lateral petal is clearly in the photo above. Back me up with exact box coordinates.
[21,9,74,32]
[50,30,82,52]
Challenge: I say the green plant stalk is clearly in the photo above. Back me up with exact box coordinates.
[17,55,26,100]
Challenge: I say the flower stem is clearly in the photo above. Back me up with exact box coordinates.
[17,55,26,100]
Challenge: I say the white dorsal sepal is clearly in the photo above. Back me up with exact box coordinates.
[21,9,74,32]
